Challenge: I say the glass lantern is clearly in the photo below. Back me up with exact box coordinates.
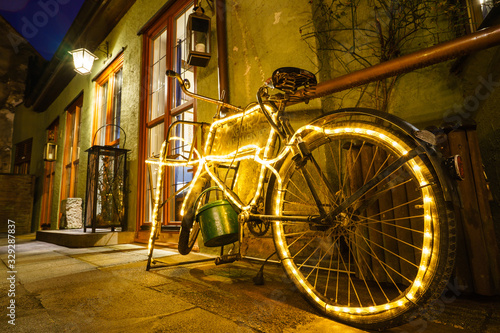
[187,7,211,67]
[43,142,57,161]
[84,145,128,232]
[69,48,98,75]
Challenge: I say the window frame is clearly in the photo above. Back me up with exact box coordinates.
[13,138,33,174]
[463,0,496,33]
[93,52,124,147]
[60,94,82,203]
[138,0,196,234]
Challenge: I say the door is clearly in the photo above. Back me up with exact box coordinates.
[40,119,59,229]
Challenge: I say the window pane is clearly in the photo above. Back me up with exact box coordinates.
[74,111,80,162]
[173,6,194,108]
[73,161,79,197]
[65,165,72,197]
[170,107,194,222]
[148,123,165,158]
[145,163,160,223]
[149,29,167,121]
[67,112,75,148]
[111,69,123,143]
[96,82,108,146]
[481,1,494,18]
[145,123,164,223]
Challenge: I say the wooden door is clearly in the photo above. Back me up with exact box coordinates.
[40,119,59,229]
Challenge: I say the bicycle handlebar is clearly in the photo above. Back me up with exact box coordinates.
[166,70,243,112]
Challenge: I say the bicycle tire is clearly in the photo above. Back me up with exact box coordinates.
[269,109,456,330]
[178,213,200,255]
[177,173,211,255]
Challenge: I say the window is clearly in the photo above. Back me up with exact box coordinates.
[464,0,497,32]
[13,138,32,174]
[93,53,124,147]
[61,95,82,201]
[139,1,195,229]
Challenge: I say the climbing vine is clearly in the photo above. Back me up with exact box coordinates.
[301,0,467,111]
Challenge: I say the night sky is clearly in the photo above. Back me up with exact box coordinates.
[0,0,86,60]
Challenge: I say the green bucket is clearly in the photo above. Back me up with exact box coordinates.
[196,199,239,247]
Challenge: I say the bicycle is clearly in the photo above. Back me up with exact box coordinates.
[146,67,457,330]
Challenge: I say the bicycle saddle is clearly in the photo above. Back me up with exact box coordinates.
[269,67,317,94]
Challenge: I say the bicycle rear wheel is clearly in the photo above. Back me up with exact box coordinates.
[269,109,455,329]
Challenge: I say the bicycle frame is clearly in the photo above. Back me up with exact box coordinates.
[148,70,456,243]
[149,102,309,225]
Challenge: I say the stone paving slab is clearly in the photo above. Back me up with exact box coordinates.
[1,237,499,333]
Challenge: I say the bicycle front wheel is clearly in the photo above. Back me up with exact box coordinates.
[269,110,455,329]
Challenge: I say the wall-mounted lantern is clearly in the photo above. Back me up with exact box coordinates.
[187,6,211,67]
[68,48,98,75]
[43,142,57,161]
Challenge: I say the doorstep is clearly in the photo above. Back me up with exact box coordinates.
[36,229,135,248]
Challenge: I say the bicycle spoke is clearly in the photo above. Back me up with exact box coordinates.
[354,230,413,287]
[338,229,377,307]
[272,116,454,328]
[365,196,422,220]
[363,145,379,185]
[361,223,423,251]
[347,228,419,272]
[332,148,420,217]
[351,214,425,233]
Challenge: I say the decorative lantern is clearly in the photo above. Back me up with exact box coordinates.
[68,48,98,75]
[84,145,128,232]
[43,142,57,161]
[187,6,211,67]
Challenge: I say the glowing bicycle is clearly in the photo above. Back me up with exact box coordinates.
[147,68,456,330]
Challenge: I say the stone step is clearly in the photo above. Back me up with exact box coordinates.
[36,229,134,248]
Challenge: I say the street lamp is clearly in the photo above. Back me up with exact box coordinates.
[68,48,98,75]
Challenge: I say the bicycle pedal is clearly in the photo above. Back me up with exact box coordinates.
[214,253,241,265]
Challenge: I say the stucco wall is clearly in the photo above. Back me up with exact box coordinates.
[16,0,499,247]
[11,0,321,233]
[11,0,178,231]
[196,0,321,123]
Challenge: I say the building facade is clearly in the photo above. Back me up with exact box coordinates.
[10,0,500,257]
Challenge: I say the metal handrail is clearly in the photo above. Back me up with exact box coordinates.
[290,24,500,101]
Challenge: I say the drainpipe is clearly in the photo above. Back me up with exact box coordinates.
[216,0,229,110]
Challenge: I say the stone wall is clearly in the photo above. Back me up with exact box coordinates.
[0,174,35,234]
[0,17,40,173]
